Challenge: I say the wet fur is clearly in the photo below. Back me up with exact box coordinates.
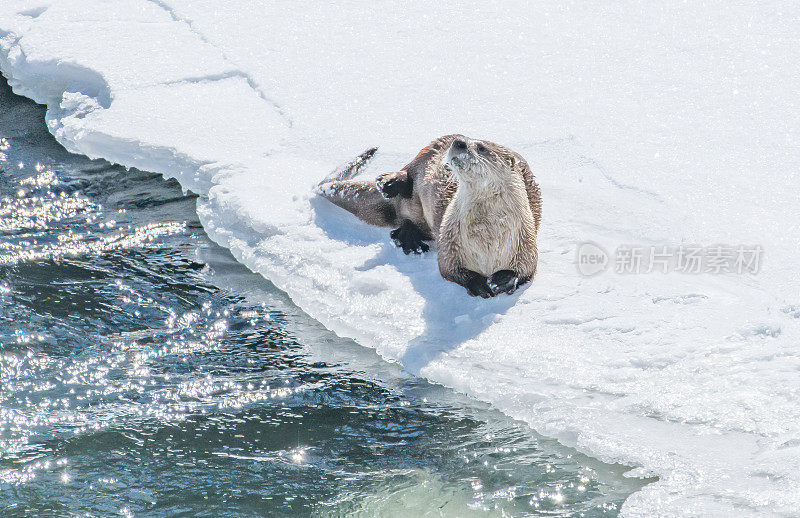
[317,135,541,296]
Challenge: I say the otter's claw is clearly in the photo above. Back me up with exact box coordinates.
[390,220,430,254]
[466,275,494,298]
[488,270,521,295]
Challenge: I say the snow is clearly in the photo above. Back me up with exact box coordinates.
[1,0,799,515]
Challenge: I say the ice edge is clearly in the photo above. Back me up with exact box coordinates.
[3,14,772,517]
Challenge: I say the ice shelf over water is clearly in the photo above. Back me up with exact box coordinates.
[1,1,799,515]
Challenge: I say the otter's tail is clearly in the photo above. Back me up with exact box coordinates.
[318,146,378,185]
[316,147,400,228]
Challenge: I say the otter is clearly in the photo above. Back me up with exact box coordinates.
[317,135,541,297]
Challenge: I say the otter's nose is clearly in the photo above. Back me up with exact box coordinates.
[452,139,467,152]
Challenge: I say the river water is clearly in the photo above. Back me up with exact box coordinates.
[0,75,644,517]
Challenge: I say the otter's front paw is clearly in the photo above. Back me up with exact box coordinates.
[390,221,429,254]
[488,270,521,295]
[466,275,495,298]
[377,173,411,199]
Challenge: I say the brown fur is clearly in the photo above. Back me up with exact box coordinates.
[318,135,541,296]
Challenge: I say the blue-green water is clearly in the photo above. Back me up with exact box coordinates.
[0,75,643,517]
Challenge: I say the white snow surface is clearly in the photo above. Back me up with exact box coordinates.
[2,1,799,515]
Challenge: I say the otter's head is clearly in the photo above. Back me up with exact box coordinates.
[444,136,514,191]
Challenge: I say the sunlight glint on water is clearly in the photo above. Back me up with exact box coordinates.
[0,75,642,516]
[0,160,185,265]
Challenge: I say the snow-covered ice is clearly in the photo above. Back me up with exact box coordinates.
[1,1,799,515]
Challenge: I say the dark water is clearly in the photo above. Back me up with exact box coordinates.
[0,75,643,517]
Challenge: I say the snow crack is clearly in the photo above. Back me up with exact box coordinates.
[144,0,293,128]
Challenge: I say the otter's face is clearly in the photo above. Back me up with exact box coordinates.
[444,136,508,189]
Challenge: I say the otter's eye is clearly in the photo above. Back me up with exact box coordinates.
[453,139,467,151]
[476,143,489,154]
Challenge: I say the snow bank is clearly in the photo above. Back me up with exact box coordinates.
[2,1,799,515]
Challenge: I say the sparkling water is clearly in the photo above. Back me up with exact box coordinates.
[0,76,645,517]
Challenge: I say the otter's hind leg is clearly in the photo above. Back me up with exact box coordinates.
[317,147,401,227]
[318,180,400,227]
